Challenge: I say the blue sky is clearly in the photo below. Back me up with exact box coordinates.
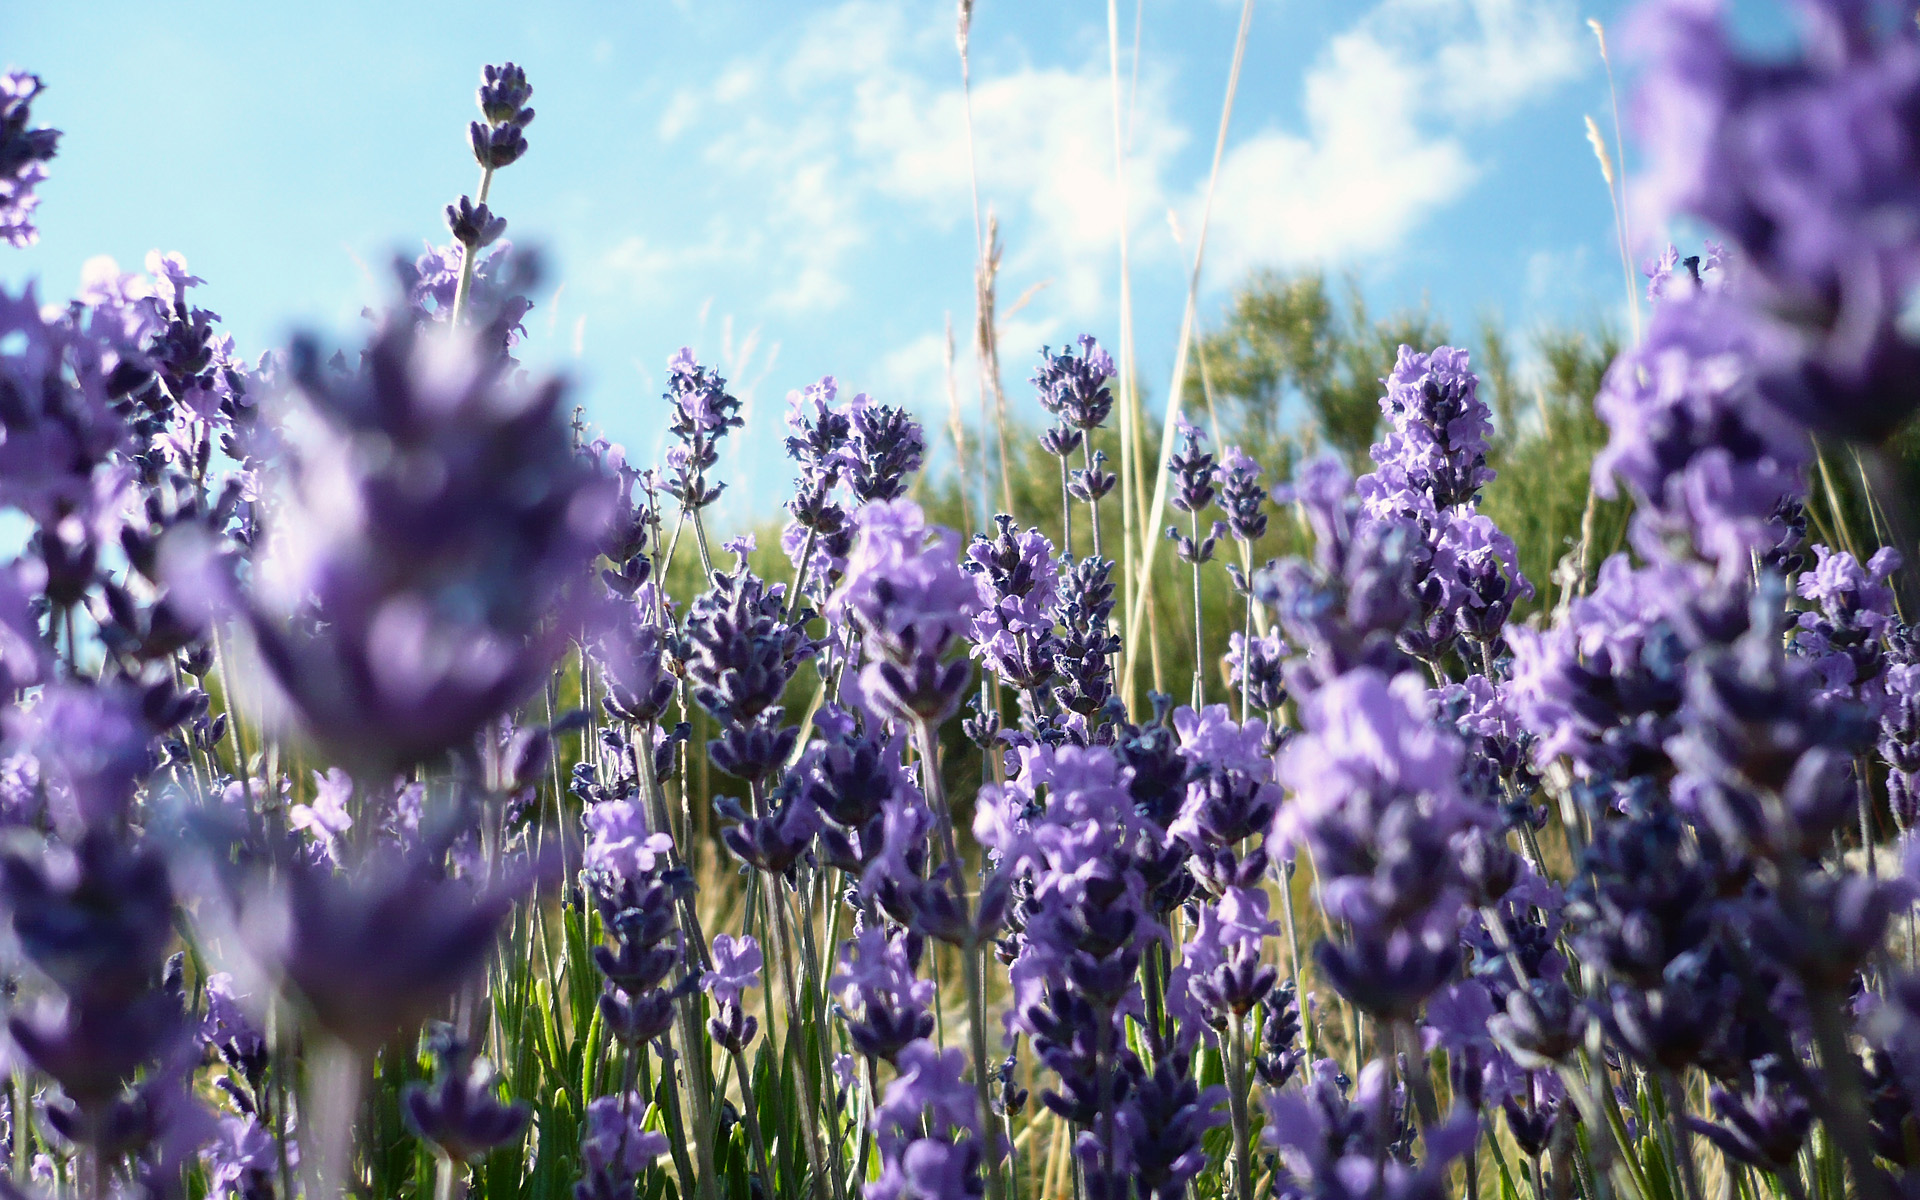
[6,0,1663,525]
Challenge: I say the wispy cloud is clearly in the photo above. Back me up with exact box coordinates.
[1198,0,1587,281]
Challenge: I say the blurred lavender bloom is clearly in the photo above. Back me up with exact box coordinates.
[200,973,266,1085]
[1684,1057,1813,1174]
[202,1112,288,1200]
[1277,669,1480,1018]
[1116,1049,1226,1200]
[1671,591,1871,859]
[251,845,540,1051]
[1265,1059,1478,1200]
[869,1039,987,1200]
[0,282,138,535]
[216,317,612,772]
[1631,0,1920,442]
[5,683,155,835]
[0,71,59,248]
[403,1028,530,1162]
[573,1095,666,1200]
[1594,261,1810,565]
[1506,554,1712,777]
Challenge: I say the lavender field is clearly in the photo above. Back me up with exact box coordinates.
[3,1,1920,1199]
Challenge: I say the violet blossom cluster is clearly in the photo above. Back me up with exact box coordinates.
[8,15,1920,1199]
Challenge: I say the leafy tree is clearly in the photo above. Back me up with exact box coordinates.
[1192,269,1449,467]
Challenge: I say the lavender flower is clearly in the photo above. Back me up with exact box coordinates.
[253,846,539,1051]
[1632,0,1920,442]
[470,63,534,170]
[831,927,936,1064]
[582,800,687,1049]
[1032,336,1115,434]
[402,1029,530,1163]
[1367,345,1492,510]
[220,317,612,772]
[1795,544,1900,711]
[1216,446,1268,541]
[1167,420,1217,515]
[1276,669,1478,1018]
[965,516,1060,697]
[868,1039,986,1200]
[1257,455,1417,697]
[680,562,813,782]
[845,394,926,505]
[0,71,59,248]
[829,499,979,722]
[1593,259,1810,565]
[1168,886,1279,1031]
[703,933,762,1052]
[662,348,742,514]
[573,1095,667,1200]
[1225,628,1289,716]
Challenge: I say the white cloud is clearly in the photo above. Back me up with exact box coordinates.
[613,0,1586,353]
[1198,0,1586,282]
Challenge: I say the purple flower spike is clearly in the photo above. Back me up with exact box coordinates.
[402,1029,530,1162]
[223,317,613,773]
[663,348,743,514]
[1631,0,1920,442]
[869,1039,988,1200]
[702,933,763,1009]
[831,927,936,1064]
[260,846,542,1051]
[1032,336,1116,436]
[846,394,926,505]
[470,63,534,170]
[1216,446,1267,541]
[574,1095,667,1200]
[0,71,60,248]
[829,500,980,722]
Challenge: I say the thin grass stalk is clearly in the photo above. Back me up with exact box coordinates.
[1587,19,1641,344]
[912,718,1006,1200]
[945,314,974,537]
[1119,0,1253,708]
[1223,1011,1255,1200]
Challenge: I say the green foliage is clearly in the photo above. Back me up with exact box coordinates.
[1480,323,1631,621]
[1191,268,1449,467]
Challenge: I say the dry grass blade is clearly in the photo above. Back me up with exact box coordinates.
[1120,0,1255,711]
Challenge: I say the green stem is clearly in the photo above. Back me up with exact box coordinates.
[447,164,496,330]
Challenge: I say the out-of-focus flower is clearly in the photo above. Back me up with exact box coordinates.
[0,71,60,248]
[1631,0,1920,443]
[210,317,612,772]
